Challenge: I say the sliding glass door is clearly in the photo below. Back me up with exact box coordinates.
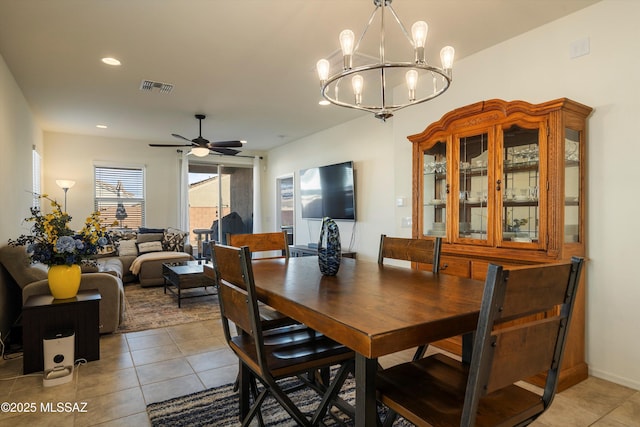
[188,162,253,257]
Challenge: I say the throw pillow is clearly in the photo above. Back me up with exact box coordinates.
[109,229,137,242]
[136,233,164,244]
[137,241,164,254]
[117,239,138,257]
[138,227,165,234]
[163,228,187,252]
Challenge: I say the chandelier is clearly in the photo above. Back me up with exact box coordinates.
[316,0,454,121]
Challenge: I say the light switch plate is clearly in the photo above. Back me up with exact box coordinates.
[570,37,590,59]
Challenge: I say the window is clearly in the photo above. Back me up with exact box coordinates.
[32,148,41,208]
[94,165,145,228]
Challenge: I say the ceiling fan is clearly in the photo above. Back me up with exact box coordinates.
[149,114,243,156]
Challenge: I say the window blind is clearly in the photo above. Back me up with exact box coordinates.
[94,166,145,228]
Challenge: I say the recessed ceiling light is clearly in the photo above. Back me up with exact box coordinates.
[96,124,108,129]
[318,99,330,106]
[101,57,121,66]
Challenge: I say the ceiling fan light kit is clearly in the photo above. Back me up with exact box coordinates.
[316,0,454,121]
[149,114,243,156]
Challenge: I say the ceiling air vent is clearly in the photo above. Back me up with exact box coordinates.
[139,79,174,94]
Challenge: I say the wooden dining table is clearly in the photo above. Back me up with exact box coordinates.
[240,255,485,426]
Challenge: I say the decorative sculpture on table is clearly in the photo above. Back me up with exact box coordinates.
[318,217,341,276]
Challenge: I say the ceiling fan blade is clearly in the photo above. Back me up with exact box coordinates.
[149,143,194,147]
[210,147,240,156]
[209,140,243,148]
[171,133,194,143]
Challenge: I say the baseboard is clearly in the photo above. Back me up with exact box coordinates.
[588,367,640,391]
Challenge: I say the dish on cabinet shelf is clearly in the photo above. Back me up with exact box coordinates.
[512,237,532,243]
[466,197,480,203]
[514,196,529,201]
[430,199,443,205]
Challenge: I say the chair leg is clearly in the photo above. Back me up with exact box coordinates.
[412,344,429,361]
[241,388,269,427]
[248,375,266,427]
[382,408,399,427]
[268,383,314,427]
[311,360,355,426]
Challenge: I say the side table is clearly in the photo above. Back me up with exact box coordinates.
[22,290,101,374]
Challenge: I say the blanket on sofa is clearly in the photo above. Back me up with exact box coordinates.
[130,252,192,275]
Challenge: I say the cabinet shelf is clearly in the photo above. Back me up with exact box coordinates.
[503,199,539,207]
[503,160,539,173]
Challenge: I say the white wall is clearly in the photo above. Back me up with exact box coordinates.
[266,0,640,389]
[0,54,42,242]
[264,117,395,260]
[43,132,260,232]
[43,132,183,231]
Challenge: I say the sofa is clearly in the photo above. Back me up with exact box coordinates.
[97,227,194,287]
[0,245,125,334]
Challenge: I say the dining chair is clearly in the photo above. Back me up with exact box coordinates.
[378,234,442,273]
[378,234,442,360]
[210,243,355,427]
[227,230,290,259]
[226,231,295,329]
[376,257,584,427]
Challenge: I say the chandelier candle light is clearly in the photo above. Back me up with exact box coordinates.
[316,0,454,121]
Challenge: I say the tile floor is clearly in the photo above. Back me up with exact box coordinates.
[1,319,639,426]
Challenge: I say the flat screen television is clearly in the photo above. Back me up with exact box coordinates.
[300,161,356,220]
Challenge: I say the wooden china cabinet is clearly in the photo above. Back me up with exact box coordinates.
[410,98,592,391]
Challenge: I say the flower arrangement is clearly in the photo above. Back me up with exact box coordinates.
[9,194,111,266]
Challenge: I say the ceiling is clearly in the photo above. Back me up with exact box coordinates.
[0,0,599,154]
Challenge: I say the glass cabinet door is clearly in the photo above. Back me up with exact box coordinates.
[501,124,541,245]
[457,132,490,243]
[564,128,581,243]
[422,141,447,238]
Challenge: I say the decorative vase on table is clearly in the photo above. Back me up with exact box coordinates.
[48,264,82,299]
[8,193,112,300]
[318,217,341,276]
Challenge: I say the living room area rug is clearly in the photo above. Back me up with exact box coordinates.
[146,374,410,427]
[117,283,220,333]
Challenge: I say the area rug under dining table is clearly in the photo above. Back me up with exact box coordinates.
[146,374,411,426]
[117,283,220,333]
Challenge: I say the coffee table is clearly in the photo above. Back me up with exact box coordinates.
[162,260,217,307]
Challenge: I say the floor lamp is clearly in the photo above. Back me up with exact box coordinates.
[55,179,76,212]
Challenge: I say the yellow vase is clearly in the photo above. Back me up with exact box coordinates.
[48,264,82,299]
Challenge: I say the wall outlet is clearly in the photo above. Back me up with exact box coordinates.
[401,216,412,228]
